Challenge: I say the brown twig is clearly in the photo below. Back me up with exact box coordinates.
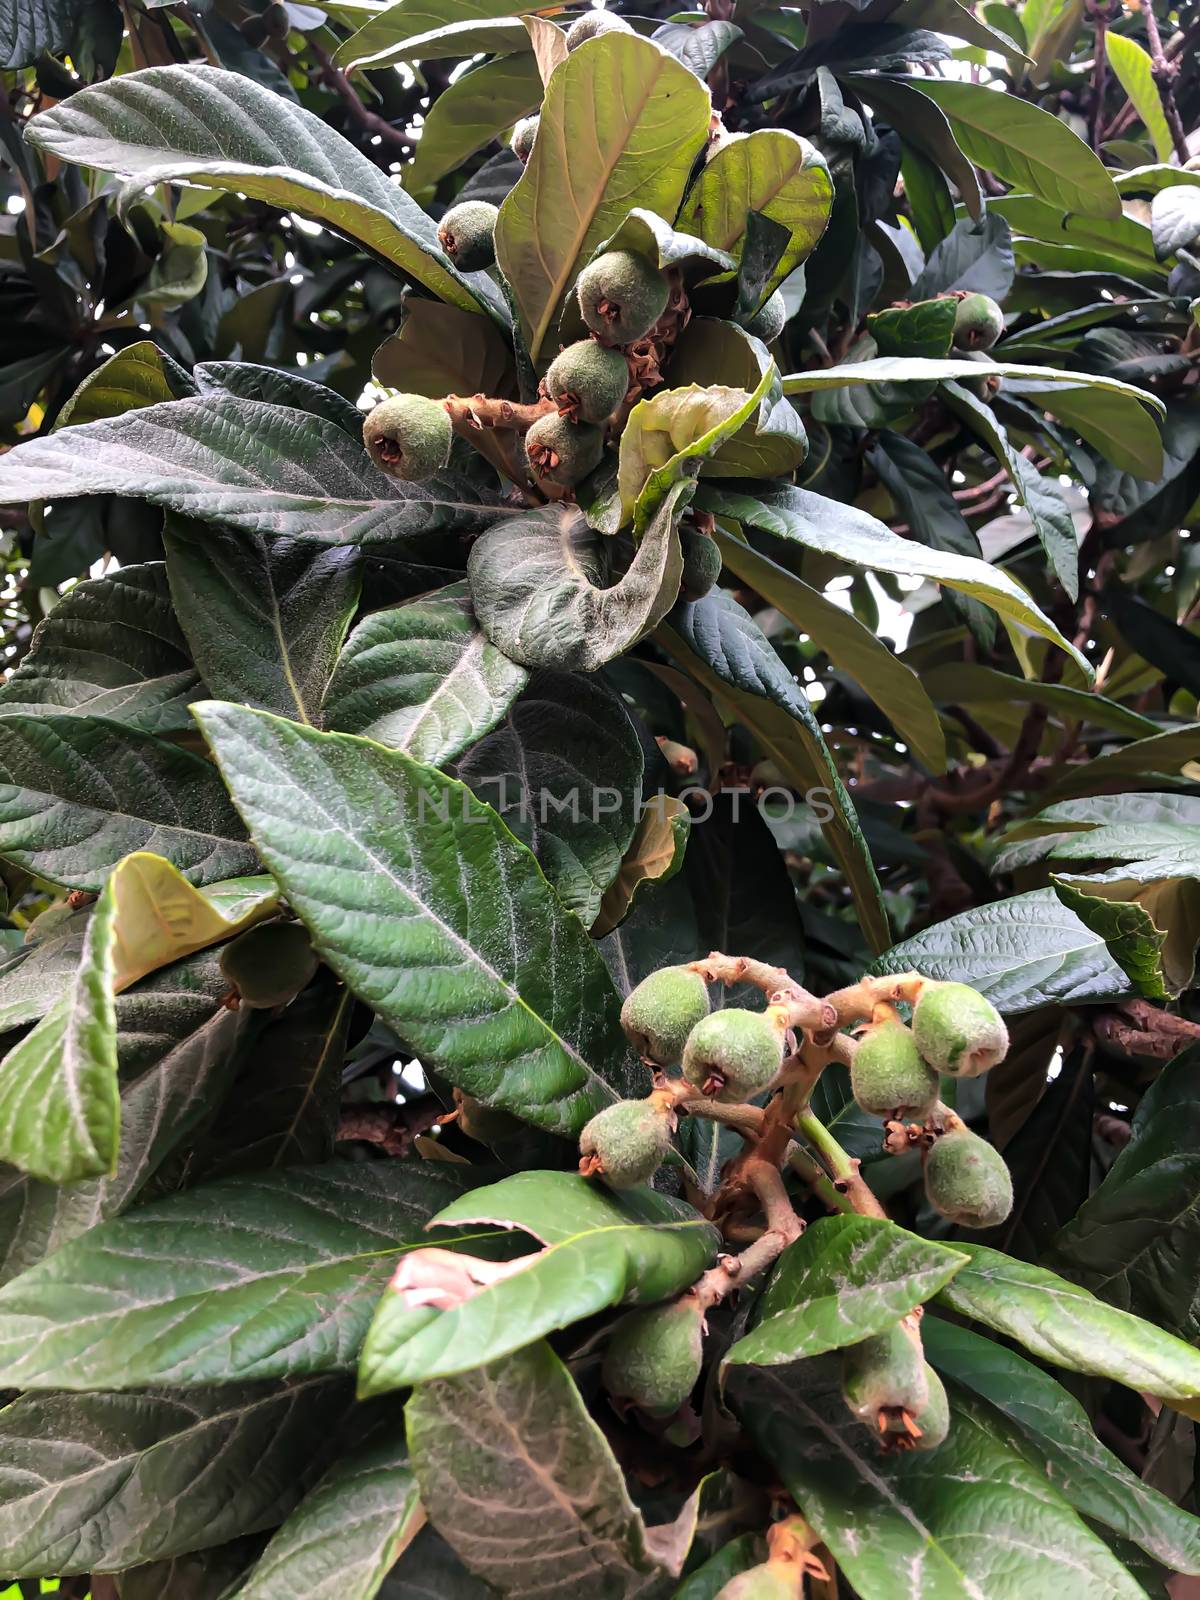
[692,1161,804,1311]
[684,952,836,1036]
[1140,2,1191,161]
[309,41,412,160]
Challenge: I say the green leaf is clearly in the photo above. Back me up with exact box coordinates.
[335,0,541,71]
[0,563,201,734]
[0,881,117,1183]
[990,193,1161,280]
[0,948,248,1285]
[323,581,527,766]
[495,34,711,359]
[618,373,771,530]
[1104,32,1175,163]
[163,522,361,725]
[2,0,78,66]
[0,391,499,550]
[714,530,947,773]
[936,1242,1200,1410]
[869,297,959,358]
[0,1162,495,1389]
[675,129,833,298]
[595,207,738,280]
[874,887,1131,1011]
[919,662,1159,740]
[54,338,192,427]
[734,1359,1146,1599]
[1046,1048,1200,1345]
[849,74,984,223]
[924,1319,1200,1576]
[1043,723,1200,801]
[25,65,504,320]
[941,381,1080,598]
[0,908,89,1032]
[360,1171,719,1391]
[659,590,891,954]
[235,1431,423,1600]
[697,484,1093,678]
[468,484,688,672]
[899,74,1120,219]
[784,354,1164,479]
[407,1341,692,1593]
[0,715,256,891]
[194,703,636,1133]
[672,1536,766,1600]
[457,670,643,925]
[406,53,543,191]
[725,1215,967,1368]
[0,1377,351,1575]
[1108,591,1200,697]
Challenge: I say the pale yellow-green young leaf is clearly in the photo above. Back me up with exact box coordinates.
[675,129,833,296]
[405,52,543,191]
[494,33,711,360]
[1104,32,1175,163]
[591,796,691,937]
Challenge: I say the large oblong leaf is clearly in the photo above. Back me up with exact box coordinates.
[898,74,1120,219]
[322,581,528,766]
[675,129,832,296]
[163,521,362,725]
[0,563,201,734]
[0,391,498,552]
[0,1377,351,1576]
[495,33,711,359]
[874,887,1130,1011]
[725,1216,966,1369]
[734,1359,1145,1599]
[0,1162,494,1389]
[193,703,637,1133]
[936,1242,1200,1410]
[0,713,257,891]
[360,1171,719,1392]
[234,1431,424,1600]
[925,1320,1200,1576]
[456,670,643,926]
[25,65,504,320]
[406,52,543,191]
[468,483,688,672]
[697,484,1092,678]
[407,1342,690,1595]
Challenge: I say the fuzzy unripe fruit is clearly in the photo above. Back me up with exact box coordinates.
[682,1008,786,1102]
[842,1325,929,1443]
[914,1363,950,1451]
[565,9,634,49]
[579,1097,671,1188]
[952,292,1004,352]
[850,1019,939,1119]
[363,394,453,482]
[545,340,629,424]
[511,114,539,163]
[680,525,722,601]
[743,290,787,344]
[437,201,499,272]
[620,965,710,1065]
[912,981,1008,1077]
[602,1298,704,1415]
[924,1128,1013,1228]
[576,250,669,345]
[715,1565,801,1600]
[219,922,318,1009]
[524,412,605,489]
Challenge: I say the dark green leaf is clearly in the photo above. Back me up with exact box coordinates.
[0,563,200,735]
[323,582,528,766]
[0,1162,492,1389]
[163,521,360,724]
[0,1378,350,1575]
[457,670,642,925]
[407,1341,689,1594]
[194,703,637,1133]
